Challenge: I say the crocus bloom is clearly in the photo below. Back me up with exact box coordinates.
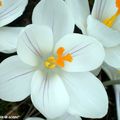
[0,24,108,119]
[26,114,81,120]
[0,0,28,53]
[66,0,120,70]
[102,63,120,120]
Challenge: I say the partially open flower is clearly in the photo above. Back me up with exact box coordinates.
[66,0,120,70]
[0,24,108,119]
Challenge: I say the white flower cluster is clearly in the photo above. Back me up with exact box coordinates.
[0,0,120,120]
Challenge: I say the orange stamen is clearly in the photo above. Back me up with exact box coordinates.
[44,47,73,69]
[63,54,73,62]
[103,0,120,27]
[116,0,120,13]
[56,47,73,67]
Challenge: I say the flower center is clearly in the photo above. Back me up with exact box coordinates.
[103,0,120,27]
[44,47,73,69]
[44,56,56,69]
[0,0,3,7]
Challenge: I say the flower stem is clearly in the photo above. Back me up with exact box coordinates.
[103,80,120,87]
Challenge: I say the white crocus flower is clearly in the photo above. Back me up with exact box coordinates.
[0,24,108,119]
[102,63,120,120]
[26,114,81,120]
[0,0,28,53]
[66,0,120,70]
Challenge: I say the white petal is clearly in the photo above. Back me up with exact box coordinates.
[17,24,53,66]
[112,16,120,32]
[25,118,44,120]
[32,0,74,42]
[59,71,108,118]
[54,113,81,120]
[87,15,120,47]
[0,56,34,102]
[55,34,105,72]
[25,114,81,120]
[114,86,120,120]
[65,0,89,34]
[102,62,120,80]
[31,71,70,119]
[105,45,120,69]
[92,0,117,21]
[0,0,28,27]
[0,27,22,53]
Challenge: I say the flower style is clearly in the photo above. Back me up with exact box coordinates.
[26,114,81,120]
[0,0,28,53]
[65,0,120,70]
[0,24,108,119]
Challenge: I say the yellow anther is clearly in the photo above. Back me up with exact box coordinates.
[44,56,56,69]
